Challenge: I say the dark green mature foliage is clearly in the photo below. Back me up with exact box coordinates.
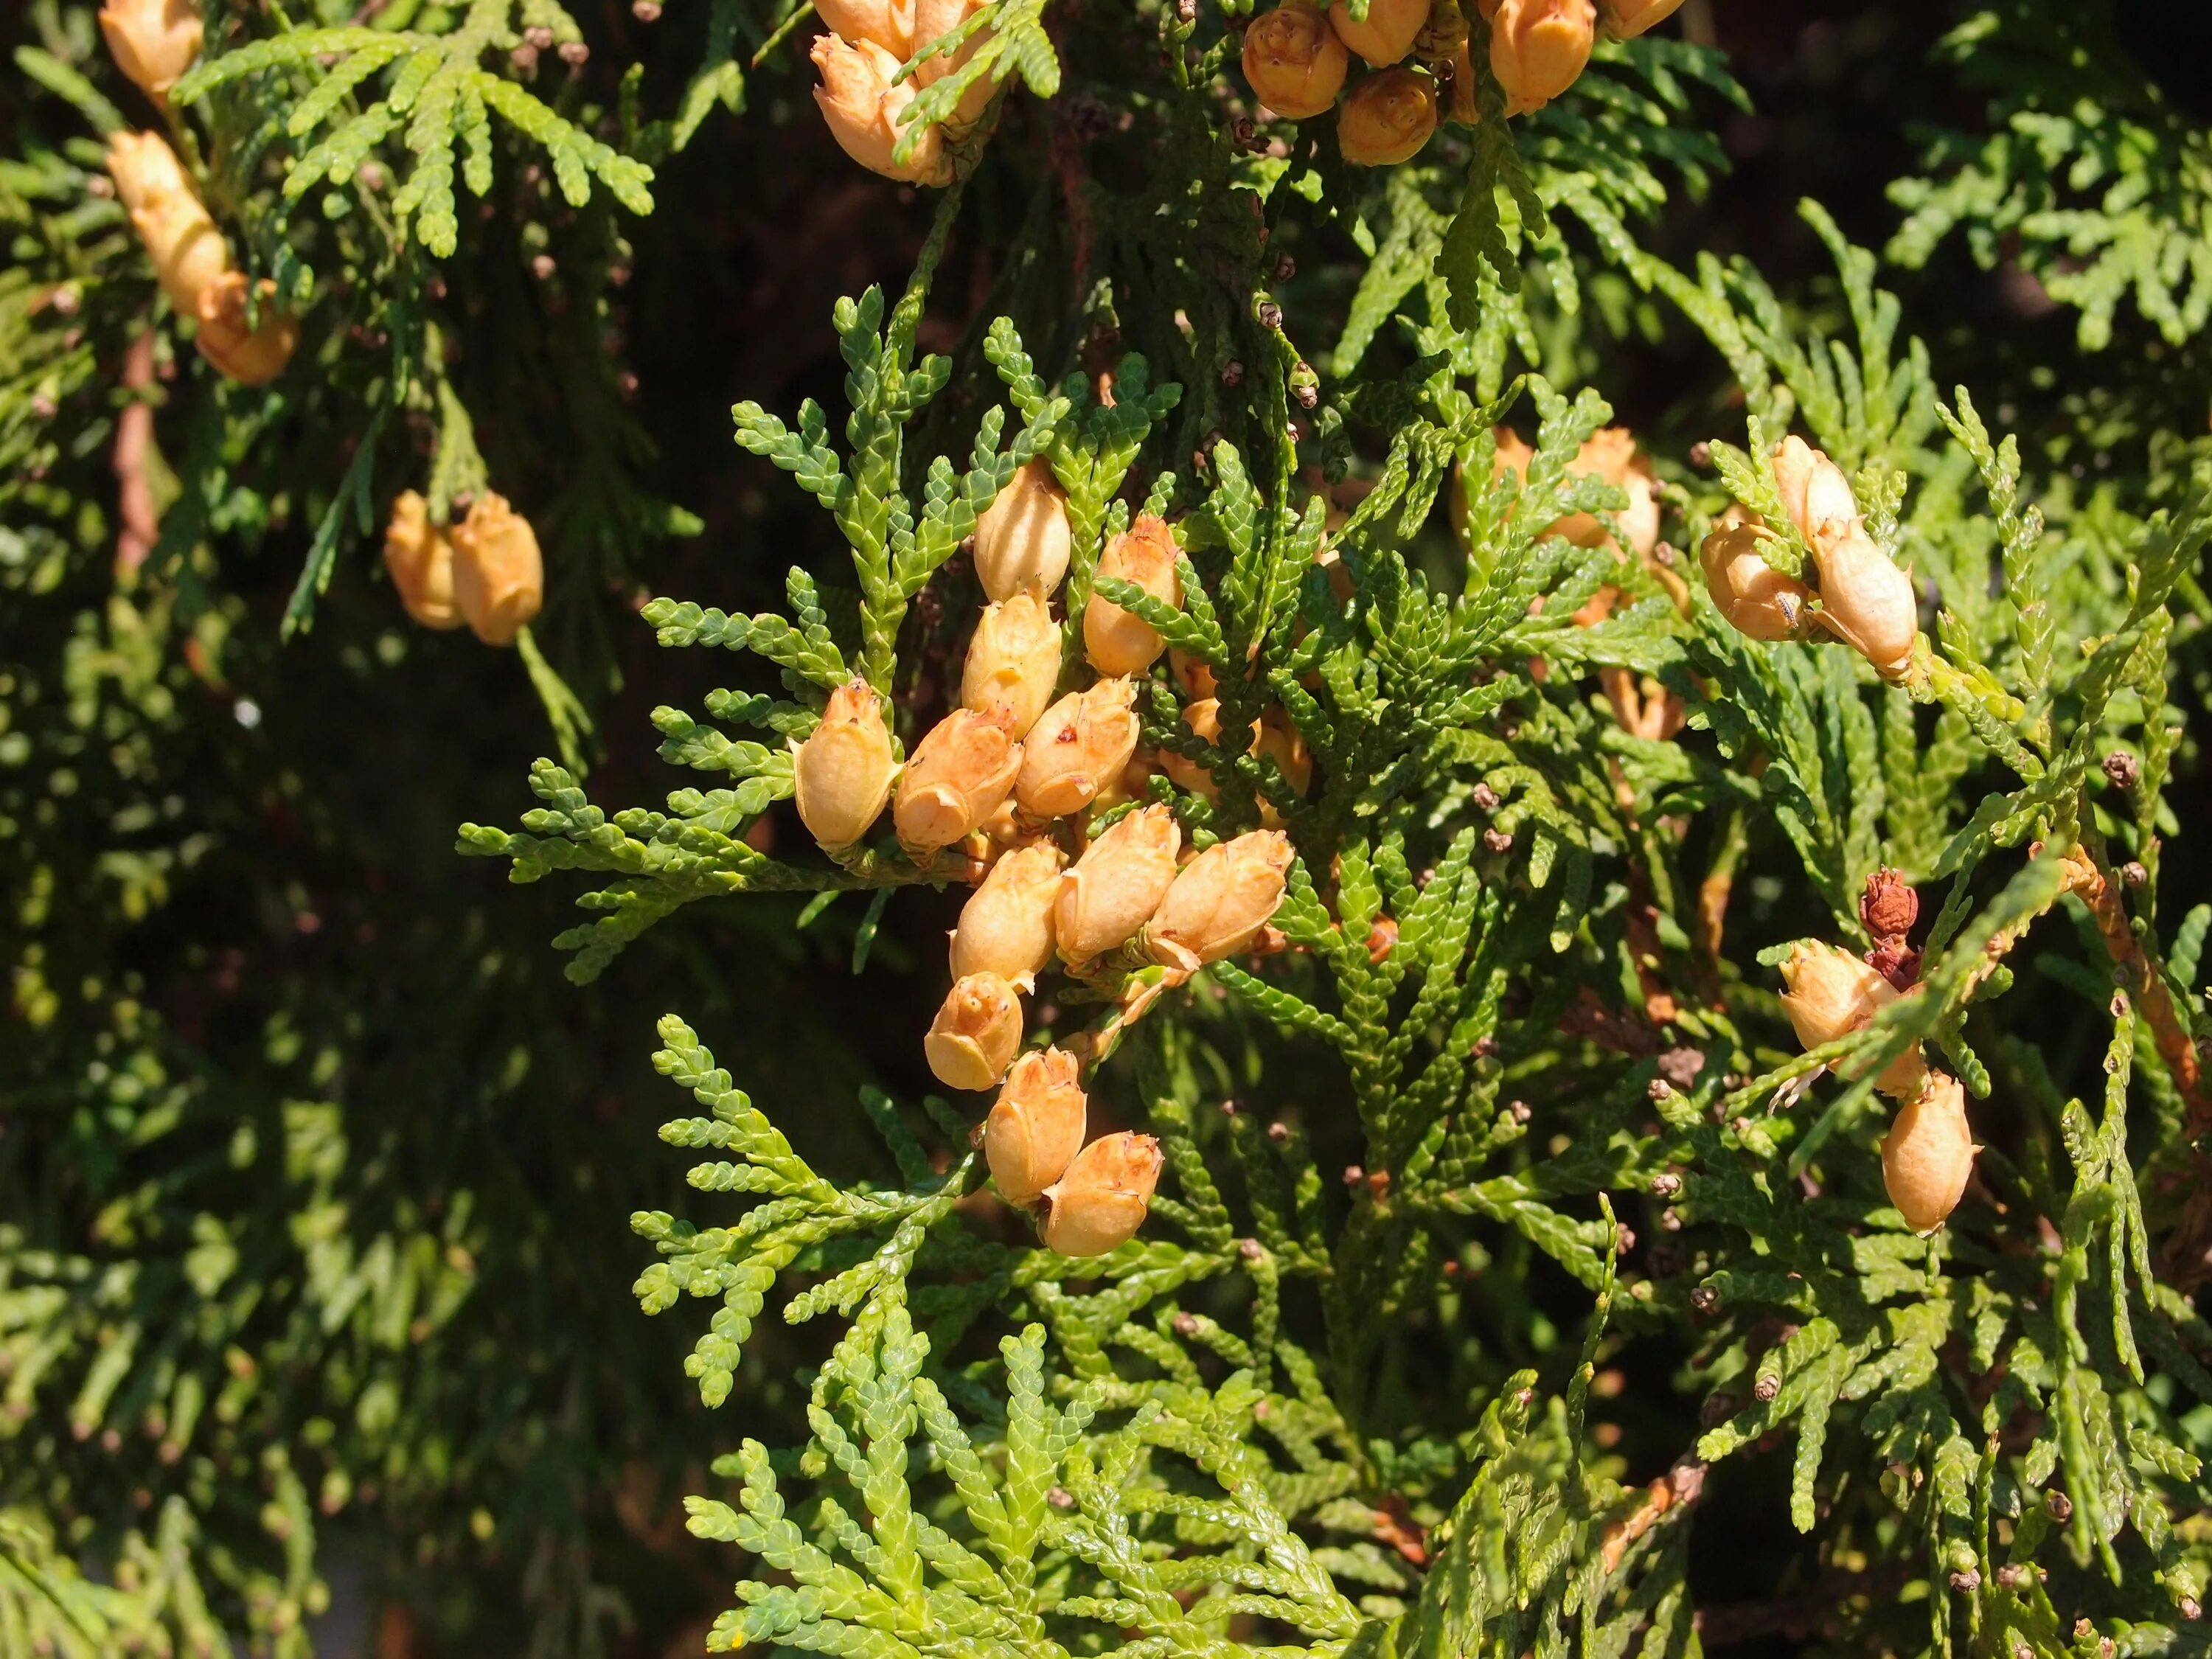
[9,0,2212,1656]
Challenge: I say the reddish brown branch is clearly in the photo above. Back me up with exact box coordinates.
[114,332,159,580]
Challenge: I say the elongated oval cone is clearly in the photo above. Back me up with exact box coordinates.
[894,709,1022,855]
[974,459,1072,601]
[1015,678,1142,820]
[1158,697,1244,801]
[1778,941,1924,1099]
[101,0,203,100]
[133,189,231,317]
[1338,66,1439,165]
[1771,435,1858,555]
[810,34,950,185]
[950,841,1065,985]
[1327,0,1428,66]
[1055,803,1180,963]
[1147,830,1293,972]
[1699,521,1811,643]
[1242,3,1349,118]
[448,490,544,645]
[962,583,1061,738]
[983,1047,1088,1206]
[1881,1072,1977,1234]
[383,492,465,630]
[794,680,897,850]
[814,0,914,55]
[1085,514,1181,677]
[1598,0,1683,35]
[1478,0,1595,115]
[923,972,1024,1091]
[1812,528,1919,683]
[192,274,296,386]
[105,131,192,214]
[1040,1131,1164,1256]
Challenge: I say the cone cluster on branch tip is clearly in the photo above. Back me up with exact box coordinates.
[106,132,297,386]
[381,492,546,647]
[785,475,1302,1254]
[1697,435,1921,682]
[810,0,992,185]
[1241,0,1680,167]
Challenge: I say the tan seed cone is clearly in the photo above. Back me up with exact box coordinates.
[1881,1072,1978,1234]
[1338,67,1439,166]
[1055,803,1180,963]
[192,274,297,386]
[1598,0,1684,35]
[961,583,1062,738]
[383,492,465,631]
[100,0,203,100]
[923,972,1024,1091]
[1085,513,1181,677]
[1812,527,1919,683]
[974,459,1073,601]
[912,0,996,131]
[1478,0,1595,115]
[983,1047,1088,1206]
[794,680,897,850]
[449,491,545,646]
[950,841,1065,986]
[1040,1131,1164,1256]
[1770,435,1859,555]
[810,34,950,185]
[1242,4,1350,117]
[1778,941,1924,1099]
[1147,830,1294,972]
[1015,678,1142,820]
[1699,521,1812,642]
[1326,0,1429,66]
[813,0,914,55]
[894,708,1022,855]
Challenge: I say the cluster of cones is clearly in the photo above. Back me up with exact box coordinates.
[381,493,546,647]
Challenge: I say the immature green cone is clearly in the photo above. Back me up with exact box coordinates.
[793,679,897,851]
[974,459,1073,602]
[924,972,1024,1091]
[983,1047,1088,1206]
[1241,3,1349,118]
[450,492,544,646]
[1812,527,1919,684]
[961,583,1061,739]
[1881,1071,1978,1234]
[1778,941,1924,1099]
[1055,803,1180,964]
[1699,520,1811,642]
[950,841,1064,987]
[1040,1131,1164,1256]
[1085,514,1181,677]
[1327,0,1428,66]
[1015,678,1142,820]
[1147,830,1294,973]
[893,708,1022,855]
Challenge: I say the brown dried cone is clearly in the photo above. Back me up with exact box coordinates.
[814,0,913,54]
[100,0,202,100]
[1015,678,1142,819]
[893,708,1022,855]
[1598,0,1683,36]
[1778,941,1925,1099]
[961,583,1061,738]
[949,841,1065,987]
[1241,4,1350,118]
[1810,526,1919,684]
[1699,518,1812,642]
[1327,0,1429,66]
[912,0,996,133]
[1147,830,1294,974]
[810,35,950,186]
[1881,1071,1978,1234]
[193,274,299,386]
[1040,1131,1164,1256]
[383,492,465,630]
[982,1048,1088,1206]
[1085,514,1181,677]
[923,972,1024,1091]
[973,459,1072,601]
[1055,803,1180,964]
[1338,67,1439,166]
[793,680,898,851]
[449,491,545,645]
[1476,0,1595,116]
